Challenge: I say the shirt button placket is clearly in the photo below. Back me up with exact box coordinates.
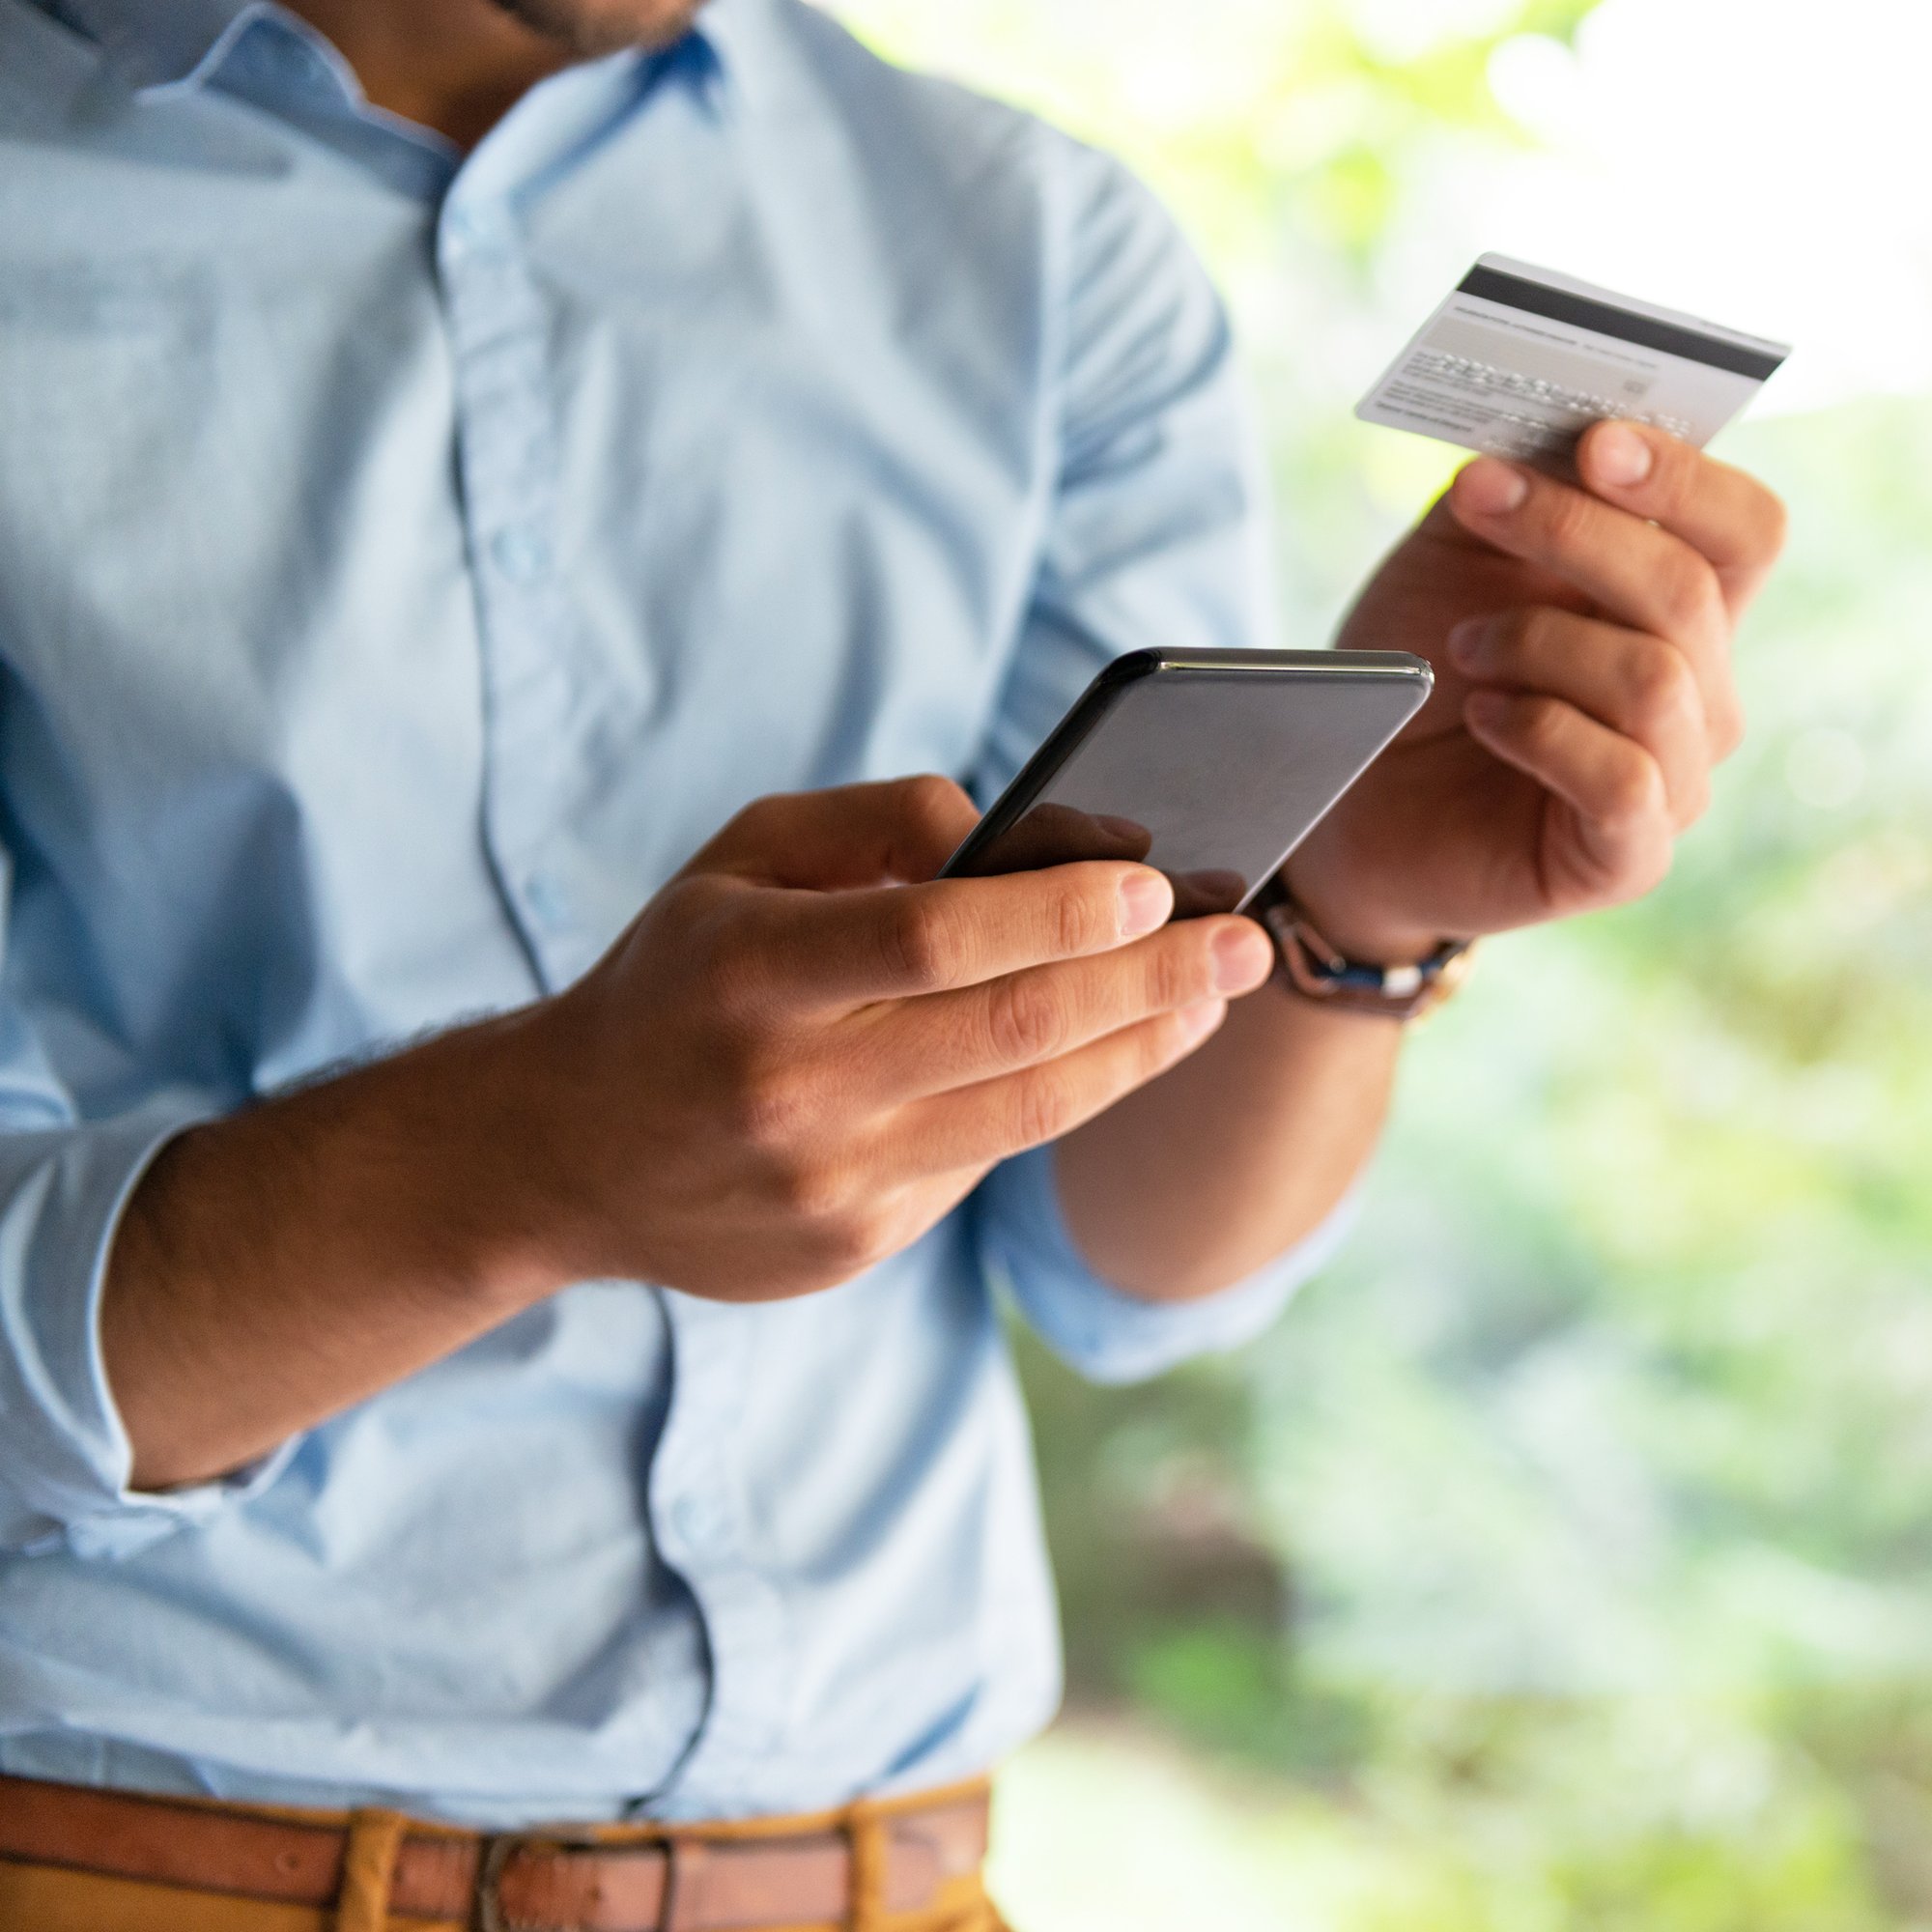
[648,1293,789,1809]
[439,197,582,985]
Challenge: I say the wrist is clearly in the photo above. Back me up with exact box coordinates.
[477,999,628,1299]
[1276,869,1445,970]
[355,1003,591,1316]
[1254,875,1473,1024]
[1281,816,1459,968]
[1284,909,1444,971]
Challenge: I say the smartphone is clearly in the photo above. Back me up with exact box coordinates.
[941,647,1432,917]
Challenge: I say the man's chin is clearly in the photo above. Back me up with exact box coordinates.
[490,0,710,57]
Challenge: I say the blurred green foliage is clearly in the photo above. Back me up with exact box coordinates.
[838,0,1932,1922]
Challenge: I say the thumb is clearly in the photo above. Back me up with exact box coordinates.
[692,776,980,891]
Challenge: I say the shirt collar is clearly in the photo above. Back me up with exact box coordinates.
[42,0,753,108]
[42,0,258,90]
[692,0,779,113]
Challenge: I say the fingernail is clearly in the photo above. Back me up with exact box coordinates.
[1457,459,1529,517]
[1447,619,1486,670]
[1591,421,1653,487]
[1177,998,1228,1044]
[1211,923,1275,994]
[1118,870,1174,938]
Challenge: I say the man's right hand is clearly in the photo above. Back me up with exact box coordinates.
[103,773,1275,1488]
[535,776,1277,1300]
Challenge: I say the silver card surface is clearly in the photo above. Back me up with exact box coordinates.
[1356,254,1790,471]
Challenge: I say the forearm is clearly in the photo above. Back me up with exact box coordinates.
[1053,983,1399,1300]
[101,1006,574,1492]
[98,781,1347,1490]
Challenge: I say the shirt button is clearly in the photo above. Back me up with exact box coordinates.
[524,876,568,927]
[287,36,334,86]
[443,203,509,255]
[491,528,550,583]
[670,1494,724,1551]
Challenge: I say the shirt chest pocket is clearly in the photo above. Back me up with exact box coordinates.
[0,257,223,563]
[0,256,359,834]
[0,253,468,792]
[0,259,242,699]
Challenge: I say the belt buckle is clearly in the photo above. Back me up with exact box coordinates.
[473,1824,610,1932]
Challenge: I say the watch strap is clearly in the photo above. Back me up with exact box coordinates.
[1249,875,1472,1021]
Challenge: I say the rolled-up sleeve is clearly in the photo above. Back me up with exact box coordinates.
[0,1050,292,1561]
[979,1142,1358,1384]
[971,137,1357,1380]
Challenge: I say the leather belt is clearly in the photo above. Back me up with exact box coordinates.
[0,1773,991,1930]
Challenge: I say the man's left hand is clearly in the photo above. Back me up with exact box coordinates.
[1287,418,1787,963]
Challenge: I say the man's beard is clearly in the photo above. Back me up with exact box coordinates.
[490,0,709,58]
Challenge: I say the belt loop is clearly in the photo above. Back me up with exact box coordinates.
[662,1835,711,1932]
[845,1801,889,1932]
[332,1808,410,1932]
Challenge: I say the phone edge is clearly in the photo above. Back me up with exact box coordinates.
[937,648,1433,882]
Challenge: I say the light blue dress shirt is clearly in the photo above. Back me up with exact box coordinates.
[0,0,1350,1825]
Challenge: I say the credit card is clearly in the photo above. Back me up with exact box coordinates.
[1355,254,1790,471]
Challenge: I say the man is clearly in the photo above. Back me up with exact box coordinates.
[0,0,1784,1925]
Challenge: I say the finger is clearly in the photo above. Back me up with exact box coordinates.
[1447,457,1741,751]
[693,775,981,890]
[844,915,1273,1099]
[1448,607,1714,825]
[894,998,1230,1174]
[729,859,1179,1012]
[1576,420,1789,616]
[1463,690,1674,900]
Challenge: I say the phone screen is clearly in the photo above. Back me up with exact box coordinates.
[947,662,1425,917]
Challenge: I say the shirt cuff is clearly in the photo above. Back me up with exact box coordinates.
[977,1142,1361,1385]
[0,1095,300,1561]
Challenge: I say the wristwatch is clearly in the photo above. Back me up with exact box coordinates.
[1248,873,1473,1022]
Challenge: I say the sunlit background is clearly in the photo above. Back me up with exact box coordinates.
[830,1,1932,1924]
